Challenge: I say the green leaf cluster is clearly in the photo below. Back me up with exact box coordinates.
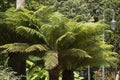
[0,2,119,80]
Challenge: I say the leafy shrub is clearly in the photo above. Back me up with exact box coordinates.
[0,66,21,80]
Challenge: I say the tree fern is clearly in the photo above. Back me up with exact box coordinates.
[0,5,118,80]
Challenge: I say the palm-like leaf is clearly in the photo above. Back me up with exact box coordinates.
[44,51,58,70]
[0,43,29,53]
[56,32,75,50]
[103,51,119,67]
[60,48,91,69]
[0,43,48,57]
[16,26,46,44]
[61,48,91,58]
[25,44,48,53]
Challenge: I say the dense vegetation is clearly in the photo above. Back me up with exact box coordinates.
[0,0,120,80]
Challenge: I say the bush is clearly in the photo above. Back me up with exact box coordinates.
[0,66,22,80]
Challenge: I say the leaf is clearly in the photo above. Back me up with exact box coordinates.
[62,48,91,59]
[56,32,75,49]
[26,60,34,66]
[0,43,29,53]
[16,26,46,44]
[25,44,48,53]
[44,51,58,70]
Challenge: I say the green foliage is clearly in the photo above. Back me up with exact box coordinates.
[16,26,46,44]
[1,6,118,70]
[0,1,119,79]
[0,43,47,56]
[0,66,21,80]
[0,43,29,53]
[44,51,58,70]
[25,44,47,53]
[0,52,8,66]
[57,22,118,69]
[74,71,83,80]
[0,0,15,12]
[26,60,48,80]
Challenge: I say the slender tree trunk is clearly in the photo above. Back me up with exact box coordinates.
[62,69,74,80]
[16,0,25,9]
[8,53,26,80]
[49,65,60,80]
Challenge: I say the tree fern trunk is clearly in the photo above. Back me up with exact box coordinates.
[8,53,26,80]
[16,0,25,9]
[49,65,60,80]
[62,69,74,80]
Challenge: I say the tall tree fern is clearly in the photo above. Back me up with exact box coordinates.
[0,6,118,80]
[0,43,47,80]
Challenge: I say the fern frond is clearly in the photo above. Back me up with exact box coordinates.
[34,5,54,23]
[16,26,46,44]
[60,48,91,69]
[49,12,66,25]
[41,23,67,49]
[103,51,119,67]
[65,20,81,33]
[79,22,108,37]
[25,44,48,53]
[0,43,29,53]
[99,41,113,50]
[56,32,75,50]
[61,48,91,58]
[44,51,58,70]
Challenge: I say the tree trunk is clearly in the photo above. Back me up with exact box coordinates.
[16,0,25,9]
[62,69,74,80]
[8,53,26,80]
[49,65,60,80]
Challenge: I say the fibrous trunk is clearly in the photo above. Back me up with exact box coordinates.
[8,53,26,80]
[62,69,74,80]
[49,65,60,80]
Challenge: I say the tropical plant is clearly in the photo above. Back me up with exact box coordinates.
[0,0,15,12]
[0,43,47,80]
[0,2,119,80]
[26,60,48,80]
[1,6,119,80]
[0,6,57,80]
[0,66,21,80]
